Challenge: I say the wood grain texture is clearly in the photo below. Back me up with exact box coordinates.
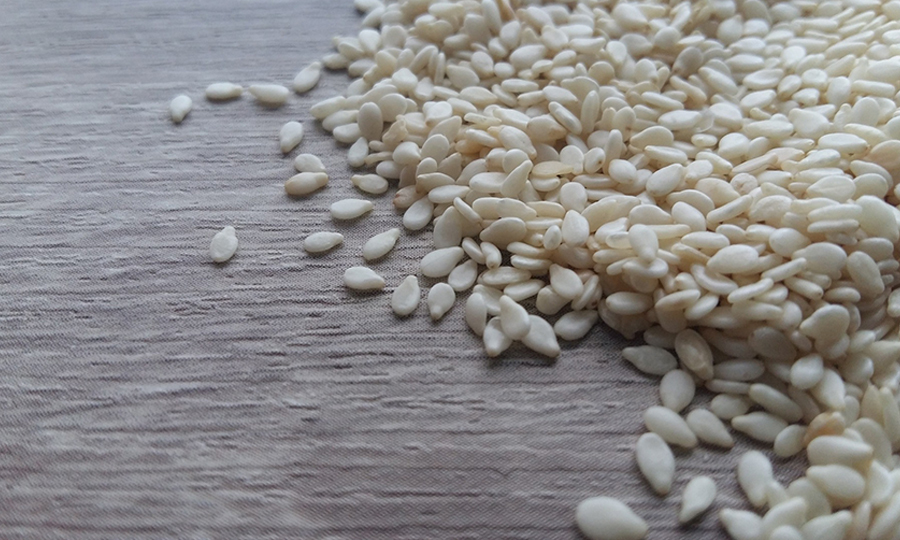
[0,1,807,538]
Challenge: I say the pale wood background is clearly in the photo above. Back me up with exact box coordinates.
[0,1,804,538]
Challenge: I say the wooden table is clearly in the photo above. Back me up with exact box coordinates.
[0,1,800,537]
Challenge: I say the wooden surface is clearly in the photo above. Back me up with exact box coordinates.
[0,1,805,538]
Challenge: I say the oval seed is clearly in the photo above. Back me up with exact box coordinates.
[293,61,322,94]
[548,264,583,300]
[343,266,385,291]
[774,425,807,458]
[674,329,714,380]
[285,172,328,196]
[248,83,289,106]
[169,94,192,123]
[635,432,675,495]
[643,406,697,448]
[806,465,866,508]
[659,370,695,412]
[210,226,238,263]
[679,476,717,523]
[293,153,326,173]
[391,275,420,317]
[574,496,648,540]
[499,295,530,340]
[280,121,304,153]
[427,283,455,320]
[465,293,487,336]
[483,317,511,357]
[806,436,873,469]
[352,173,389,195]
[738,451,773,508]
[720,509,763,540]
[331,199,374,220]
[554,310,598,341]
[303,231,343,254]
[622,346,678,376]
[686,408,734,448]
[732,412,789,443]
[522,315,560,358]
[205,82,242,101]
[419,247,464,278]
[363,228,400,261]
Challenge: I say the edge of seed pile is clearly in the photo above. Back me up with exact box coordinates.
[176,0,900,538]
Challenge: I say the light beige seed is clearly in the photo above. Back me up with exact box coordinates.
[465,293,487,336]
[420,247,464,278]
[248,83,289,106]
[806,436,873,469]
[303,231,343,254]
[391,275,420,317]
[363,228,400,261]
[205,82,243,101]
[358,102,384,141]
[659,370,694,412]
[806,465,865,508]
[280,121,304,153]
[169,94,192,123]
[686,409,734,448]
[499,295,530,340]
[293,61,322,93]
[732,412,788,443]
[331,199,373,220]
[774,425,807,458]
[574,497,648,540]
[635,432,675,495]
[210,226,238,263]
[521,316,560,358]
[554,311,598,341]
[352,173,389,195]
[549,264,583,300]
[285,172,328,196]
[622,346,678,376]
[293,153,326,173]
[483,317,511,357]
[738,451,773,508]
[343,266,385,291]
[644,406,697,448]
[447,260,478,292]
[427,283,455,321]
[674,329,714,380]
[679,476,717,523]
[403,197,434,231]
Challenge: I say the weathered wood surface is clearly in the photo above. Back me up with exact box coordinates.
[0,1,805,538]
